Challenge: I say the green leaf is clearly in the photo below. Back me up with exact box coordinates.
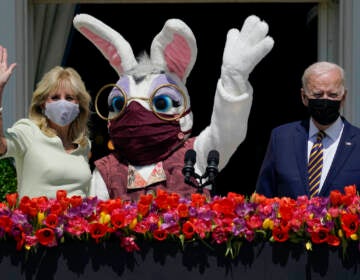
[179,234,185,249]
[0,158,17,201]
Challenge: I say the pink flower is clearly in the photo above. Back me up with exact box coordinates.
[246,214,262,230]
[120,236,139,252]
[211,226,228,244]
[65,216,89,237]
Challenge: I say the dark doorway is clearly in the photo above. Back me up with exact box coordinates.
[65,2,317,196]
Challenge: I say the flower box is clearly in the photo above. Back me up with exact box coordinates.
[1,186,360,279]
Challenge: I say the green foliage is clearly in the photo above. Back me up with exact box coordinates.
[0,158,17,201]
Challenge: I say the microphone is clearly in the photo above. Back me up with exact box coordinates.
[206,150,219,183]
[182,149,196,183]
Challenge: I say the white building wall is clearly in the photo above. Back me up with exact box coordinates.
[0,0,31,129]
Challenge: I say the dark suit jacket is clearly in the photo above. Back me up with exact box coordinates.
[256,118,360,198]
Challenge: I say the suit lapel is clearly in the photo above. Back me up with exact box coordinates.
[294,120,310,196]
[321,120,356,195]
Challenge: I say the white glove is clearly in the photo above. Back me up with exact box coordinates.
[221,15,274,96]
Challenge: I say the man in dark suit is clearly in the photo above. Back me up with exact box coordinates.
[256,61,360,198]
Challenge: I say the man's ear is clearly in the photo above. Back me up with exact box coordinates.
[301,88,308,107]
[341,89,347,106]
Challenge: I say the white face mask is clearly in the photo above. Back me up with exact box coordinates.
[44,100,80,127]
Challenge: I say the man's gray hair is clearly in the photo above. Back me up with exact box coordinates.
[301,61,345,92]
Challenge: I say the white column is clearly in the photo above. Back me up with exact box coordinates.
[0,0,31,129]
[338,0,360,127]
[318,0,339,62]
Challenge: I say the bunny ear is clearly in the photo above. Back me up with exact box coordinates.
[73,13,137,75]
[150,19,197,83]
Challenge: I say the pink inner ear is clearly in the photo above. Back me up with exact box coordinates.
[164,34,191,80]
[79,27,123,74]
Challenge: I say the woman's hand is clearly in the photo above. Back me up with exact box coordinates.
[0,45,16,91]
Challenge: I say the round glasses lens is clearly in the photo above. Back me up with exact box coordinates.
[95,84,126,120]
[150,84,187,121]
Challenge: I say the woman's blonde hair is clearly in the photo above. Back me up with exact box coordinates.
[29,66,91,147]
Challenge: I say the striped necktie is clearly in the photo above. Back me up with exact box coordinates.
[308,131,326,198]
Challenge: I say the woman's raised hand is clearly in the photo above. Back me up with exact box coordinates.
[0,45,16,90]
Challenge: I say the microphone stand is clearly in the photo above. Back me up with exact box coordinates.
[184,172,204,194]
[182,149,219,195]
[184,166,218,195]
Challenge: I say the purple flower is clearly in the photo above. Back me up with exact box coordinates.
[161,212,178,229]
[10,210,28,224]
[245,229,255,242]
[188,206,198,217]
[235,202,256,217]
[0,208,10,217]
[232,217,246,236]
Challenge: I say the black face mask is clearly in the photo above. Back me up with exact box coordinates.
[307,99,341,125]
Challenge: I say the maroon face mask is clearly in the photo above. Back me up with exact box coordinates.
[108,102,190,166]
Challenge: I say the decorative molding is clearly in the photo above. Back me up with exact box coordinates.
[31,0,320,3]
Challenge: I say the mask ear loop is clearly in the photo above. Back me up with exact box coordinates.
[149,83,188,122]
[94,84,127,121]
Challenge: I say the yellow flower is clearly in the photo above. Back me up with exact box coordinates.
[129,218,138,229]
[305,241,312,251]
[37,212,45,225]
[99,212,111,224]
[262,218,274,230]
[350,234,358,241]
[338,229,343,238]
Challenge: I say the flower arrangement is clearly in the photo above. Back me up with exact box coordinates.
[0,185,359,258]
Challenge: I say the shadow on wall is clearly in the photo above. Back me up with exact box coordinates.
[1,239,359,279]
[65,2,317,196]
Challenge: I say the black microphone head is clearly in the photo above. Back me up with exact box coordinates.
[207,150,219,165]
[183,149,196,182]
[206,150,219,185]
[185,149,196,163]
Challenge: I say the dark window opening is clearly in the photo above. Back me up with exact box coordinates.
[65,2,317,196]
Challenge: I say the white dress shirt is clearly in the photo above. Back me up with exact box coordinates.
[307,117,344,191]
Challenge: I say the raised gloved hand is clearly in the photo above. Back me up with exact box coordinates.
[221,15,274,96]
